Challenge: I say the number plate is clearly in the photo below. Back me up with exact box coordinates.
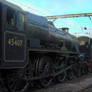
[4,31,26,62]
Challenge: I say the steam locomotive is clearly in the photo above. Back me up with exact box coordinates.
[0,1,92,92]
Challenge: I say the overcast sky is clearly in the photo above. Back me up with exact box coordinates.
[7,0,92,37]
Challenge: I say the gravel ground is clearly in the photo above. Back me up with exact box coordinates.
[29,73,92,92]
[79,85,92,92]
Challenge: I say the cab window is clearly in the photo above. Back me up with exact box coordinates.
[17,13,24,31]
[6,7,17,29]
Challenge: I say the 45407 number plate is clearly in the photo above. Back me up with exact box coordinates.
[4,31,26,62]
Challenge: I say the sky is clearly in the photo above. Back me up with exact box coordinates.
[6,0,92,37]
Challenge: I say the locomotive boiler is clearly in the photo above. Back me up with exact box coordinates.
[24,12,80,52]
[0,1,90,92]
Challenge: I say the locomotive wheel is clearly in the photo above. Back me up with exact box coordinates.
[0,78,8,92]
[5,77,27,92]
[56,71,67,83]
[76,67,81,77]
[67,68,76,80]
[81,64,88,75]
[74,64,82,77]
[88,67,92,73]
[56,63,67,83]
[37,56,53,88]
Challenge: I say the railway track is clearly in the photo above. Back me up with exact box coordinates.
[26,73,92,92]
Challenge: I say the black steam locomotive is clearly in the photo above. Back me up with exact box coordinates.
[0,1,92,92]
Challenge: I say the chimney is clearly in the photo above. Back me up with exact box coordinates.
[61,27,69,33]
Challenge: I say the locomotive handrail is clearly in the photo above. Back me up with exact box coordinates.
[46,13,92,19]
